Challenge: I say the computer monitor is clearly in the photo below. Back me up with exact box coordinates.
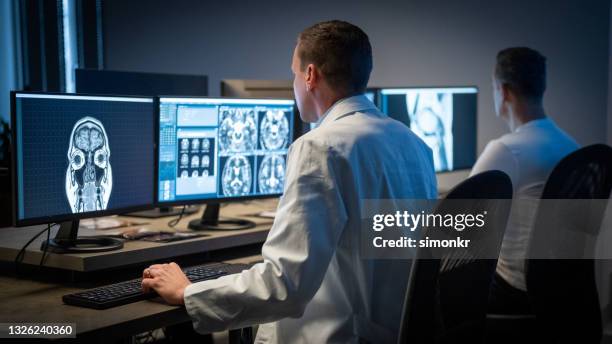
[76,69,208,97]
[76,69,208,218]
[157,97,295,230]
[378,87,478,172]
[11,92,156,252]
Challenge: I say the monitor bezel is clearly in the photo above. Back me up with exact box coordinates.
[11,91,158,227]
[375,85,479,174]
[154,95,296,207]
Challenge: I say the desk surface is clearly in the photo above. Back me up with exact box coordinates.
[0,254,262,340]
[0,199,277,271]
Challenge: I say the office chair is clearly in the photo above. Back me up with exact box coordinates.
[487,144,612,344]
[398,170,513,344]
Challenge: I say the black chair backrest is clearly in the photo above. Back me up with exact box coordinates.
[398,170,513,343]
[526,144,612,343]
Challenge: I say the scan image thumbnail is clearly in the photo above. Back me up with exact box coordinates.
[259,110,289,150]
[65,116,112,213]
[221,154,253,196]
[405,92,454,171]
[177,137,215,179]
[258,154,286,194]
[219,109,257,153]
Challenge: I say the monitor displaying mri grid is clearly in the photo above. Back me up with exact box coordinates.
[158,97,294,203]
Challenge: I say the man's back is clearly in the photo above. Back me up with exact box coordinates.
[256,95,437,342]
[471,117,578,290]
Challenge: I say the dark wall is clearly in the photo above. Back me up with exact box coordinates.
[102,0,610,151]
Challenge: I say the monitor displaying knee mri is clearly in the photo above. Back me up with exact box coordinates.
[158,97,294,203]
[12,93,156,225]
[378,87,478,172]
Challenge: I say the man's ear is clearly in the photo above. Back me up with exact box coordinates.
[305,63,317,90]
[500,83,511,103]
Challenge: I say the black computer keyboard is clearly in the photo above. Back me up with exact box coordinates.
[63,263,250,309]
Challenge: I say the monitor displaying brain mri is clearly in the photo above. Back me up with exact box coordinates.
[157,98,294,203]
[13,93,155,223]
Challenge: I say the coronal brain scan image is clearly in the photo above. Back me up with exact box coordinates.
[221,155,252,196]
[405,92,454,171]
[258,154,286,194]
[191,138,200,151]
[259,110,289,150]
[219,109,257,153]
[202,155,210,168]
[180,153,189,166]
[65,116,112,213]
[191,155,200,169]
[180,138,189,151]
[202,138,210,151]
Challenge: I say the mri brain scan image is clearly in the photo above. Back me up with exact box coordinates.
[202,138,210,151]
[191,155,200,169]
[191,170,199,177]
[219,109,257,153]
[65,116,112,213]
[180,139,189,151]
[405,92,454,171]
[258,154,286,194]
[180,170,189,178]
[221,155,252,196]
[191,138,200,151]
[202,155,210,168]
[260,110,289,150]
[180,153,189,166]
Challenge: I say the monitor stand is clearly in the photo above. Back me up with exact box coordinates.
[40,220,124,253]
[124,205,200,218]
[188,203,256,231]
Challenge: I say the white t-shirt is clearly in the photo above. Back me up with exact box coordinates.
[470,117,579,290]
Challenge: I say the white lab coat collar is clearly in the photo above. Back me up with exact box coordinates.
[315,94,380,129]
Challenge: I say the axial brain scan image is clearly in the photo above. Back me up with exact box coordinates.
[258,154,286,194]
[221,155,252,196]
[259,110,289,150]
[219,109,257,153]
[65,116,112,213]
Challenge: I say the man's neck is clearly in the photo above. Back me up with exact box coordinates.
[508,101,547,130]
[314,91,354,121]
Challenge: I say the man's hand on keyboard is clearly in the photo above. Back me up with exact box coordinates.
[142,262,192,305]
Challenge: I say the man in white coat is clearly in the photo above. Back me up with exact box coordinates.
[142,20,437,343]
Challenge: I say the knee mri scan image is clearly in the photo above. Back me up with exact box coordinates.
[258,154,286,194]
[65,116,113,213]
[219,109,257,153]
[259,110,290,150]
[221,154,253,196]
[405,92,454,171]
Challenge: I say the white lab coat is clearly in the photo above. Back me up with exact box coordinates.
[183,95,437,343]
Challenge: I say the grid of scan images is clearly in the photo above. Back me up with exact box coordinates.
[217,106,291,197]
[177,136,215,179]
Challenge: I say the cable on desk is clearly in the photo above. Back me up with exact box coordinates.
[39,223,53,267]
[167,205,187,228]
[14,223,57,272]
